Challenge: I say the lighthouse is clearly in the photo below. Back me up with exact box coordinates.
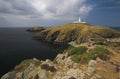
[79,17,81,22]
[73,17,86,23]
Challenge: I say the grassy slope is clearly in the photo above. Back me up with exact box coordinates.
[34,23,120,43]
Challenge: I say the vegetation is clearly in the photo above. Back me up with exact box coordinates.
[34,23,120,44]
[53,58,58,64]
[93,42,105,45]
[14,59,34,72]
[14,59,40,72]
[67,46,87,55]
[65,46,111,63]
[93,41,120,48]
[85,47,111,61]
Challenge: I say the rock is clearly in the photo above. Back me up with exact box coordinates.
[41,64,56,72]
[1,71,15,79]
[96,57,105,63]
[66,68,84,78]
[53,71,65,79]
[46,59,54,66]
[23,63,35,79]
[34,74,39,79]
[68,76,76,79]
[1,45,120,79]
[62,76,75,79]
[27,26,45,32]
[26,66,41,79]
[64,57,74,70]
[56,53,68,64]
[86,67,95,76]
[108,38,120,42]
[90,74,102,79]
[42,59,54,66]
[53,68,85,79]
[88,60,97,68]
[86,60,97,76]
[94,74,102,79]
[15,63,35,79]
[37,69,48,79]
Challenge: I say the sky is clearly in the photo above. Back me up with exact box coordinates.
[0,0,120,27]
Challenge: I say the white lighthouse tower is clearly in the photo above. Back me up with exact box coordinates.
[73,17,86,23]
[79,17,81,22]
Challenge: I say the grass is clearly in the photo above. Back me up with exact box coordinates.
[14,59,33,72]
[67,46,87,55]
[35,22,120,44]
[93,41,120,48]
[93,42,105,45]
[65,46,111,63]
[14,59,40,72]
[53,58,58,64]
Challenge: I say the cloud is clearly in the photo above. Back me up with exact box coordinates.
[0,0,37,15]
[0,0,93,26]
[30,0,93,19]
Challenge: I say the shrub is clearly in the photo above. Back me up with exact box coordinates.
[53,58,58,64]
[93,42,105,45]
[66,46,87,63]
[71,55,81,63]
[67,46,111,64]
[67,46,87,55]
[89,47,111,60]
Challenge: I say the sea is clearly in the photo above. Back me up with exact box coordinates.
[0,26,120,77]
[0,27,68,77]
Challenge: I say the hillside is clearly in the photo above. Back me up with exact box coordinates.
[1,23,120,79]
[1,43,120,79]
[34,23,120,44]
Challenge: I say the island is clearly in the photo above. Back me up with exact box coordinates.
[26,26,45,32]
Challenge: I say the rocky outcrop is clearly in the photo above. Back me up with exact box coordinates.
[107,38,120,42]
[1,44,120,79]
[27,26,45,32]
[2,52,120,79]
[33,23,120,44]
[1,57,102,79]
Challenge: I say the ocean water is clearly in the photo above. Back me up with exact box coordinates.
[0,27,67,77]
[111,27,120,31]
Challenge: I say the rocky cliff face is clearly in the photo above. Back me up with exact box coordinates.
[1,44,120,79]
[33,23,120,44]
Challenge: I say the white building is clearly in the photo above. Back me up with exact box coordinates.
[73,17,86,23]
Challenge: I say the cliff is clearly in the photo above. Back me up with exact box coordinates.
[33,23,120,44]
[1,23,120,79]
[1,42,120,79]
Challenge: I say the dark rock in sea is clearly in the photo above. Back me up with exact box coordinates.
[26,26,45,32]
